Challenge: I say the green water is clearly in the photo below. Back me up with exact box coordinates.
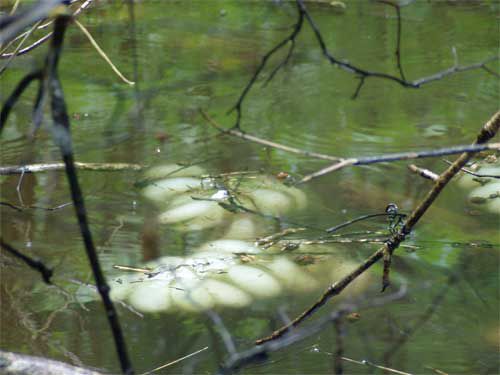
[1,1,499,374]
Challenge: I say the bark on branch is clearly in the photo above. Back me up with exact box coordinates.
[255,110,500,345]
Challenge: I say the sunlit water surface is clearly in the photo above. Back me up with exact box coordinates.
[1,1,498,374]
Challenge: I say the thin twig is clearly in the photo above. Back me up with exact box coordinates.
[230,0,498,127]
[299,142,500,184]
[220,286,407,374]
[377,0,406,81]
[0,70,43,134]
[341,357,412,375]
[0,201,72,211]
[325,213,406,234]
[0,0,93,58]
[140,347,208,375]
[442,159,500,179]
[201,109,340,162]
[255,111,500,345]
[0,238,53,283]
[73,19,135,85]
[0,162,144,175]
[227,5,305,129]
[0,20,42,76]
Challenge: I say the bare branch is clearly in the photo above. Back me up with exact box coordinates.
[228,5,305,129]
[139,347,208,375]
[299,142,500,184]
[220,286,407,374]
[255,111,500,345]
[0,162,144,175]
[230,0,498,128]
[46,15,133,374]
[0,238,53,284]
[201,109,340,161]
[73,19,135,85]
[341,357,412,375]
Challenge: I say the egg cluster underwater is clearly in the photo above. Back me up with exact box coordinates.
[89,164,374,314]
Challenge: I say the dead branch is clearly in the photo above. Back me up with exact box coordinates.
[407,164,439,181]
[219,286,407,374]
[73,19,135,85]
[45,15,133,374]
[0,162,144,175]
[299,142,500,184]
[200,109,340,161]
[229,0,498,128]
[0,201,72,211]
[255,110,500,345]
[0,0,93,58]
[139,347,208,375]
[442,159,500,179]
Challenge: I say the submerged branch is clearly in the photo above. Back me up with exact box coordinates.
[255,110,500,345]
[220,286,407,374]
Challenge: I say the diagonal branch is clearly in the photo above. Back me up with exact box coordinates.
[255,110,500,345]
[0,238,53,284]
[299,142,500,184]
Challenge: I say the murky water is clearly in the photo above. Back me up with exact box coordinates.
[1,1,499,374]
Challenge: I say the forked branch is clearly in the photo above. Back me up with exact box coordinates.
[255,110,500,345]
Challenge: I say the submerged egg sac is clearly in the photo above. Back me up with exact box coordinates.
[227,265,282,297]
[247,189,294,216]
[142,177,202,202]
[196,239,262,254]
[145,164,205,179]
[158,199,225,224]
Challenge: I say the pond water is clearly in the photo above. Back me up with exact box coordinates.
[1,1,499,374]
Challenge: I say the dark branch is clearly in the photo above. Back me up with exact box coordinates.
[227,5,305,130]
[0,238,53,284]
[46,15,134,375]
[0,70,42,134]
[230,0,498,128]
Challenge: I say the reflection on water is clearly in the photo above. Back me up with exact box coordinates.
[1,1,498,374]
